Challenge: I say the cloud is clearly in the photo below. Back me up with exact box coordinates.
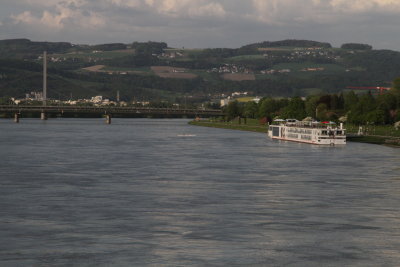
[10,0,105,30]
[9,0,400,31]
[188,2,226,18]
[135,0,227,18]
[249,0,400,25]
[329,0,400,13]
[109,0,142,8]
[2,0,400,50]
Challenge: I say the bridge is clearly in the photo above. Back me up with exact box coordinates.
[0,105,224,123]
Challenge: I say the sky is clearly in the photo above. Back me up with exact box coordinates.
[1,0,400,50]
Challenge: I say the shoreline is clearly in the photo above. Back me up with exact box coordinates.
[189,120,400,147]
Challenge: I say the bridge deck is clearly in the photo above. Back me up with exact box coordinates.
[0,105,223,116]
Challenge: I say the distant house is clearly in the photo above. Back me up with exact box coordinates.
[220,98,231,107]
[278,69,291,73]
[301,67,325,72]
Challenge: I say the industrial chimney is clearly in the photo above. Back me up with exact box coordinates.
[41,51,48,120]
[43,51,47,106]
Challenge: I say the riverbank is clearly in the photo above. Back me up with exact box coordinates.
[189,120,400,147]
[346,135,400,146]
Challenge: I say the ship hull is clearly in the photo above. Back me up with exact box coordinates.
[270,136,346,145]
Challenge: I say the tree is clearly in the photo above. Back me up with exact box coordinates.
[330,94,340,110]
[392,77,400,108]
[281,97,306,120]
[365,109,387,125]
[318,94,332,109]
[316,103,328,121]
[225,100,241,120]
[305,95,319,118]
[341,43,373,50]
[243,101,258,119]
[0,97,11,105]
[337,92,345,110]
[348,92,376,124]
[359,92,376,113]
[391,77,400,92]
[258,97,279,119]
[344,91,359,112]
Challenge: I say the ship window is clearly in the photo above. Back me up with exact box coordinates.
[272,127,280,137]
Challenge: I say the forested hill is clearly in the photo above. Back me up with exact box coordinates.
[1,38,400,104]
[240,39,332,50]
[0,39,73,58]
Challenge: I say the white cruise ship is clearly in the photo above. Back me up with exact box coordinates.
[268,119,346,145]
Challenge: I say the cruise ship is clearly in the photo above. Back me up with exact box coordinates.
[268,119,346,145]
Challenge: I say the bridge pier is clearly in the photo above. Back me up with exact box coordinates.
[41,111,47,120]
[105,114,112,124]
[14,113,20,123]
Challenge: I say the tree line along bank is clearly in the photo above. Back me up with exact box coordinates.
[223,78,400,126]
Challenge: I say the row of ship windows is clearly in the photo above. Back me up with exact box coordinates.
[287,129,312,134]
[287,129,345,136]
[287,134,345,140]
[287,134,312,140]
[321,130,345,135]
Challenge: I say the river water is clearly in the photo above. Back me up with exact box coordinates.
[1,118,400,266]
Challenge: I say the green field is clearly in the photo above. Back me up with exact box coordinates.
[300,88,325,96]
[164,48,204,58]
[227,55,266,61]
[254,62,347,80]
[236,97,257,102]
[271,62,345,73]
[62,77,105,88]
[192,70,220,82]
[55,50,134,60]
[102,66,152,72]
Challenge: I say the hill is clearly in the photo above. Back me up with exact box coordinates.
[0,39,400,105]
[240,39,332,50]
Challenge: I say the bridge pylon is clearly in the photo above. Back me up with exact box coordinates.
[105,114,112,124]
[14,113,20,123]
[41,111,47,120]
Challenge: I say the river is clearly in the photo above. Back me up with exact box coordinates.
[1,118,400,266]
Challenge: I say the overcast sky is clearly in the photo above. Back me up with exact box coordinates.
[1,0,400,50]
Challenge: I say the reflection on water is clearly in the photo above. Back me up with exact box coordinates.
[1,118,400,266]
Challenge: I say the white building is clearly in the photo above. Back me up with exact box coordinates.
[220,98,231,107]
[91,96,103,104]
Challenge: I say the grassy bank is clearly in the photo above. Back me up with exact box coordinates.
[190,118,400,147]
[347,136,400,146]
